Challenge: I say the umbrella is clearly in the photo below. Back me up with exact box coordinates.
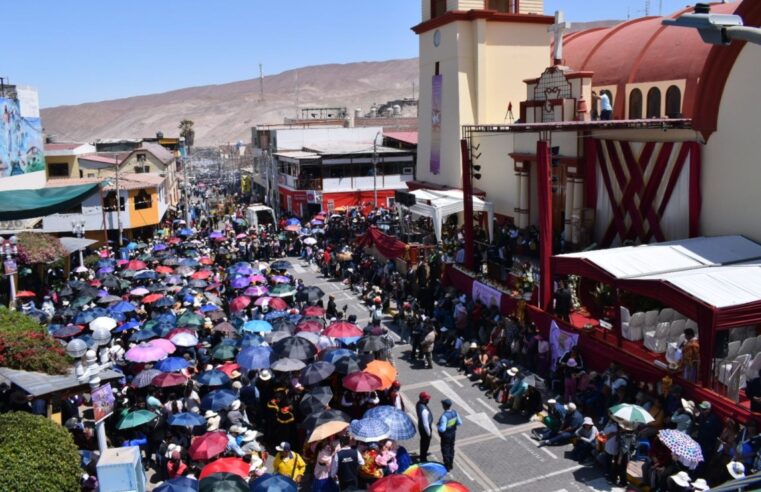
[242,320,272,333]
[132,369,162,388]
[236,346,273,370]
[321,348,358,364]
[130,328,160,342]
[143,293,165,304]
[155,476,199,492]
[268,297,289,310]
[269,285,296,298]
[216,362,241,377]
[156,266,175,274]
[271,318,295,333]
[249,474,298,492]
[240,333,265,348]
[52,324,83,338]
[404,463,449,490]
[197,370,231,387]
[271,357,307,372]
[165,275,183,285]
[16,290,36,298]
[211,344,236,361]
[250,274,267,284]
[125,342,168,363]
[365,405,416,441]
[90,316,117,331]
[350,417,391,442]
[422,481,469,492]
[270,275,291,284]
[155,296,176,308]
[230,277,250,289]
[130,287,150,296]
[358,336,386,353]
[192,270,213,280]
[156,356,191,372]
[201,389,237,412]
[230,296,251,312]
[658,429,705,469]
[117,409,158,430]
[308,420,350,443]
[189,431,229,461]
[296,286,325,303]
[96,294,122,305]
[148,338,176,354]
[270,259,292,270]
[303,237,318,245]
[178,312,204,327]
[325,321,362,339]
[369,475,422,492]
[273,336,317,360]
[334,357,363,375]
[199,457,249,480]
[126,259,147,270]
[170,332,200,347]
[208,231,224,239]
[302,306,325,317]
[168,412,207,428]
[295,320,322,333]
[302,408,351,431]
[243,286,268,297]
[299,390,333,415]
[343,371,383,393]
[152,372,189,388]
[110,301,137,313]
[610,403,654,426]
[134,270,159,281]
[300,361,336,386]
[213,322,237,336]
[364,360,398,390]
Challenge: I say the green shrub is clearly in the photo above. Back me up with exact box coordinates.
[0,306,46,335]
[0,307,70,374]
[0,412,82,491]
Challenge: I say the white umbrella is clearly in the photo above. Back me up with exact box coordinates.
[170,332,199,347]
[90,316,117,331]
[303,237,317,245]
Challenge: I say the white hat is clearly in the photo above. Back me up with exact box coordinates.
[204,410,219,419]
[228,425,245,434]
[259,369,272,381]
[242,429,261,442]
[547,399,557,405]
[566,358,578,368]
[566,402,577,412]
[507,367,519,377]
[469,342,478,349]
[230,400,241,411]
[691,478,709,491]
[727,460,746,479]
[583,417,594,426]
[670,471,692,488]
[231,381,242,390]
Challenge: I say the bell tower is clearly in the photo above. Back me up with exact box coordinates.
[414,0,553,189]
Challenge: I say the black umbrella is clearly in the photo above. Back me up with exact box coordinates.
[270,260,292,271]
[101,276,122,290]
[154,296,176,308]
[333,357,362,375]
[271,318,295,333]
[68,280,86,290]
[59,306,78,318]
[78,285,100,298]
[296,286,326,303]
[358,335,386,353]
[302,408,351,430]
[199,472,248,492]
[148,283,168,292]
[58,286,74,297]
[299,361,335,386]
[299,388,333,415]
[273,336,317,361]
[97,294,121,305]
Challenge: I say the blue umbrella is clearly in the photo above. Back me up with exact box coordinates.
[230,277,250,289]
[231,266,254,276]
[156,356,191,372]
[134,270,158,281]
[236,346,273,370]
[126,242,139,250]
[154,312,177,324]
[165,275,183,286]
[132,369,161,389]
[349,417,391,443]
[155,476,199,492]
[155,296,177,307]
[198,304,217,313]
[74,311,97,325]
[110,301,136,313]
[364,405,417,441]
[114,320,141,333]
[177,228,193,237]
[196,369,230,387]
[264,311,288,321]
[285,218,300,226]
[321,348,358,364]
[270,260,292,271]
[153,244,168,252]
[240,334,265,349]
[180,258,199,267]
[97,267,115,276]
[52,324,83,338]
[96,259,116,268]
[167,412,207,428]
[201,389,237,412]
[129,328,159,342]
[249,473,297,492]
[242,320,272,333]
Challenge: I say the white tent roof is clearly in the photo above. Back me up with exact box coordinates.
[557,235,761,279]
[407,188,494,243]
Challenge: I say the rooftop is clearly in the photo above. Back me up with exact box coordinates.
[384,131,419,146]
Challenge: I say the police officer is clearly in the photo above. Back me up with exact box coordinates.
[437,398,462,471]
[416,392,434,462]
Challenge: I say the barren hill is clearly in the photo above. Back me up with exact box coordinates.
[41,58,419,146]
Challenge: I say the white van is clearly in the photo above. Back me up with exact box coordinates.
[246,204,278,230]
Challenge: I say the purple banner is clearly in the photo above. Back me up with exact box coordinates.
[430,75,442,175]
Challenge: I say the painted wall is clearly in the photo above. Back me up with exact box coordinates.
[42,189,131,233]
[702,44,761,243]
[0,87,45,190]
[45,155,78,179]
[128,187,160,228]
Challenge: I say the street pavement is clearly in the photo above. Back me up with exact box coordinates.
[290,257,626,492]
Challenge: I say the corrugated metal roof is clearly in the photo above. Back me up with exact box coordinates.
[59,236,98,253]
[0,367,123,397]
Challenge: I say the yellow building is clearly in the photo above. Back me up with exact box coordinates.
[44,142,96,179]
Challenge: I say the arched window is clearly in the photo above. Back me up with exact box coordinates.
[646,87,662,118]
[629,89,643,119]
[665,85,682,118]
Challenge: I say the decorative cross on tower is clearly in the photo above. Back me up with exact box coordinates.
[548,10,571,65]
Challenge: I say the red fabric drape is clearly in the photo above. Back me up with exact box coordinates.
[360,227,407,260]
[689,142,702,238]
[536,140,553,310]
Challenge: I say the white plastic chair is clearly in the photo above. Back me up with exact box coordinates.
[754,335,761,355]
[738,337,756,357]
[668,319,687,343]
[716,340,742,382]
[644,321,670,353]
[730,327,747,342]
[622,311,645,341]
[658,308,676,324]
[644,310,659,332]
[620,306,631,324]
[672,311,687,322]
[685,319,698,333]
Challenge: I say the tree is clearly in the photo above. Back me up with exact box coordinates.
[178,119,195,148]
[0,412,82,491]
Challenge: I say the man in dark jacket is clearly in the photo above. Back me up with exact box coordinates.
[416,392,434,462]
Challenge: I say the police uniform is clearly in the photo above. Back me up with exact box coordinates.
[437,399,462,470]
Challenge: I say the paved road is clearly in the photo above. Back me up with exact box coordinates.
[289,257,623,492]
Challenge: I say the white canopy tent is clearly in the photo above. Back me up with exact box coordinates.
[406,189,494,243]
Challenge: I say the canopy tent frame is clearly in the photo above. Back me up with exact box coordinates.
[403,188,494,244]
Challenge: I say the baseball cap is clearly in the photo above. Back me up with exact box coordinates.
[419,392,431,401]
[276,442,291,452]
[442,398,453,407]
[698,401,711,411]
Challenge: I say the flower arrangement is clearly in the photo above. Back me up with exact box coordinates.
[518,263,536,295]
[0,308,70,375]
[567,275,582,311]
[15,232,68,265]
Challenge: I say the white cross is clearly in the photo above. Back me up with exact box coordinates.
[548,10,571,64]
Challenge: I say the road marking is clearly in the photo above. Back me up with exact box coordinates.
[403,375,468,391]
[441,370,464,388]
[520,432,558,459]
[293,264,305,273]
[458,466,475,482]
[477,397,497,413]
[431,380,506,440]
[486,464,585,491]
[456,421,542,446]
[511,433,545,463]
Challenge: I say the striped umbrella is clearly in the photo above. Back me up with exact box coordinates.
[610,403,654,425]
[349,417,391,443]
[369,474,421,492]
[132,369,161,388]
[364,405,416,441]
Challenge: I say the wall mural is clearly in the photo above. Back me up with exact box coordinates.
[0,94,45,178]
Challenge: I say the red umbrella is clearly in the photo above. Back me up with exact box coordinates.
[152,372,188,388]
[296,320,323,333]
[199,257,214,265]
[302,306,325,317]
[325,321,362,338]
[343,371,383,393]
[189,431,229,461]
[192,270,213,280]
[167,237,182,245]
[369,475,422,492]
[16,290,36,298]
[268,297,288,311]
[143,293,165,304]
[155,266,174,274]
[217,362,241,377]
[230,296,251,312]
[199,457,249,480]
[126,260,147,270]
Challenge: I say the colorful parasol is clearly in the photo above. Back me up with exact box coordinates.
[658,429,705,469]
[364,360,398,390]
[369,474,422,492]
[404,462,449,489]
[422,481,469,492]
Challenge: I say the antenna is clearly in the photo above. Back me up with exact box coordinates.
[258,63,264,102]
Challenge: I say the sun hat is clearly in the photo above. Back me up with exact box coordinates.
[242,430,261,442]
[691,478,709,491]
[259,369,272,381]
[583,417,594,426]
[507,367,519,377]
[727,460,746,479]
[670,471,692,488]
[566,402,577,412]
[698,401,711,411]
[204,410,219,419]
[681,398,696,415]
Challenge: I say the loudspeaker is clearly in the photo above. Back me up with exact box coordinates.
[395,190,417,207]
[714,330,729,359]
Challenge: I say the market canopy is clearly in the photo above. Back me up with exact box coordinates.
[0,367,123,398]
[59,236,98,254]
[0,182,102,220]
[406,188,494,243]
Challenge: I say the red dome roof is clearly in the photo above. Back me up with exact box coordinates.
[563,2,741,118]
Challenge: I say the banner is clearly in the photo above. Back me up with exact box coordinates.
[472,280,503,309]
[549,320,579,370]
[430,75,442,175]
[91,382,115,424]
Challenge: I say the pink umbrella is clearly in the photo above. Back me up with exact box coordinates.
[250,274,267,284]
[254,296,274,307]
[244,286,268,297]
[236,233,247,239]
[125,342,168,363]
[148,338,176,354]
[130,287,150,296]
[230,296,251,312]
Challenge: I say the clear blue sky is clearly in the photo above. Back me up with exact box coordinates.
[5,0,691,107]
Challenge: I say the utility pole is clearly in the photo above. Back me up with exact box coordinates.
[181,137,192,225]
[259,64,265,102]
[372,132,380,208]
[114,159,123,250]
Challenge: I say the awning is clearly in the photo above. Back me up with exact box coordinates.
[407,188,494,243]
[0,183,102,220]
[0,367,123,398]
[59,236,98,254]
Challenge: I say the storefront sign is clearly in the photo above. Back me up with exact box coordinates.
[91,382,115,424]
